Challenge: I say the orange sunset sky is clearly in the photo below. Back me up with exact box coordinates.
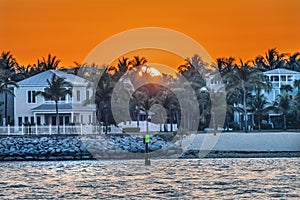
[1,0,300,70]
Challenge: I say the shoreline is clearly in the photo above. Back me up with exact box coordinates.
[1,132,300,161]
[1,151,300,162]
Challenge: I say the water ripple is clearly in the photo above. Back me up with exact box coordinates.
[0,158,299,199]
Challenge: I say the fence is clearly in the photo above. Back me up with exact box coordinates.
[0,122,178,136]
[0,124,122,135]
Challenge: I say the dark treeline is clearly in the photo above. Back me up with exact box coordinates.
[1,48,300,132]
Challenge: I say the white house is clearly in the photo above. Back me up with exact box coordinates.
[14,70,96,126]
[262,68,300,127]
[263,68,300,102]
[208,68,300,129]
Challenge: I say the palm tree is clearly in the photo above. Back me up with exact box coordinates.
[37,54,61,72]
[95,71,114,134]
[225,91,242,131]
[0,78,18,108]
[250,89,271,130]
[225,60,268,132]
[131,90,147,127]
[209,91,227,132]
[280,84,293,94]
[273,93,292,131]
[272,84,294,131]
[129,56,147,70]
[285,52,300,71]
[0,51,19,125]
[196,88,211,130]
[293,80,300,126]
[216,57,236,77]
[140,96,156,133]
[178,54,207,91]
[35,74,72,134]
[254,48,286,71]
[108,57,130,81]
[294,80,300,102]
[156,90,179,132]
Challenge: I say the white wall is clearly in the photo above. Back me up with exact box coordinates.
[186,132,300,152]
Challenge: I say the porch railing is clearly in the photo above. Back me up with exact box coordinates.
[0,124,118,135]
[0,122,178,135]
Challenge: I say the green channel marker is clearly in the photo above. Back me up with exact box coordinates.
[145,134,150,143]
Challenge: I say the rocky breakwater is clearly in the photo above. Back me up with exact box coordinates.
[0,134,182,161]
[0,136,92,161]
[82,134,182,159]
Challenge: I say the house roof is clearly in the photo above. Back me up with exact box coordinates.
[31,103,95,112]
[18,70,89,87]
[263,68,300,75]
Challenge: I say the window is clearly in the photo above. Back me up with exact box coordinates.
[37,117,41,125]
[89,115,92,124]
[59,116,64,125]
[77,90,80,101]
[288,76,293,81]
[280,76,286,81]
[271,76,279,82]
[30,117,34,124]
[24,117,29,123]
[45,116,49,125]
[73,116,77,123]
[65,116,70,125]
[81,115,83,124]
[86,90,90,100]
[52,116,56,125]
[27,91,36,103]
[18,117,22,126]
[60,95,66,101]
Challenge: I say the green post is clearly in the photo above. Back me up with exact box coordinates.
[144,134,151,165]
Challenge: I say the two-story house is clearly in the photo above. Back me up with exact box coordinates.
[263,68,300,102]
[262,68,300,127]
[14,70,96,126]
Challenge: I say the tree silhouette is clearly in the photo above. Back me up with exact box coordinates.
[0,51,19,125]
[225,60,269,132]
[254,48,286,71]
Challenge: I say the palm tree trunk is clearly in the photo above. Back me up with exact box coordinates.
[55,100,60,134]
[137,106,140,127]
[170,111,173,132]
[243,87,248,133]
[146,112,149,133]
[212,111,216,133]
[105,110,108,134]
[4,91,7,126]
[258,116,261,131]
[225,114,229,131]
[97,109,102,134]
[175,111,179,129]
[283,114,287,131]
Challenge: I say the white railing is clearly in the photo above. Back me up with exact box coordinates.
[0,122,178,135]
[0,124,122,135]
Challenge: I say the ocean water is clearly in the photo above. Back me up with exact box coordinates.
[0,158,299,199]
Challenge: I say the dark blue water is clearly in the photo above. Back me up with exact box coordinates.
[0,158,299,199]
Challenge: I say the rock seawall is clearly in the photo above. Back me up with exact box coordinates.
[0,134,179,161]
[0,136,92,161]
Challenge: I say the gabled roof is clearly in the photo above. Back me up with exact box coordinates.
[18,70,89,87]
[263,68,300,75]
